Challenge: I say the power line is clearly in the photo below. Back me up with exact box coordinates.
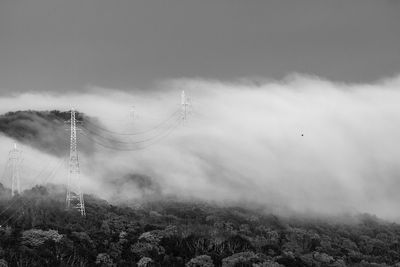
[0,205,24,227]
[0,157,66,227]
[81,119,182,151]
[0,92,193,221]
[82,108,181,136]
[81,116,181,146]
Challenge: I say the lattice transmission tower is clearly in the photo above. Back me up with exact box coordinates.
[8,143,22,197]
[66,109,86,216]
[181,91,190,122]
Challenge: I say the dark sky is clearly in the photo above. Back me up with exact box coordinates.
[0,0,399,92]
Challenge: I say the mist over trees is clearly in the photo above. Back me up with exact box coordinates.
[0,110,94,157]
[1,107,400,266]
[1,184,400,266]
[2,78,400,220]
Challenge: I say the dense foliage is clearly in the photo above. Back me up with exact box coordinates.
[0,184,400,267]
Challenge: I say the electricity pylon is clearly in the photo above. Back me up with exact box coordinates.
[181,91,190,122]
[66,109,86,216]
[9,143,22,197]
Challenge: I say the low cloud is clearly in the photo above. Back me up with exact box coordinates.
[1,74,400,220]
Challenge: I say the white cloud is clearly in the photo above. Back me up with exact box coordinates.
[1,74,400,220]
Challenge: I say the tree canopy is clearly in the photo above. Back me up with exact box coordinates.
[0,184,400,266]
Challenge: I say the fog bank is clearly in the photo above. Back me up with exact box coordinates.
[1,75,400,220]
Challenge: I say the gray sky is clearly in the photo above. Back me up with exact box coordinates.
[0,0,399,92]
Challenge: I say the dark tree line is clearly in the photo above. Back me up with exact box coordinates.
[0,183,400,267]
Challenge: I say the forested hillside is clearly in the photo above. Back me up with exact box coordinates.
[0,184,400,267]
[1,110,400,266]
[0,110,93,156]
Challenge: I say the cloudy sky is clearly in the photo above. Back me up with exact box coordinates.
[0,0,399,93]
